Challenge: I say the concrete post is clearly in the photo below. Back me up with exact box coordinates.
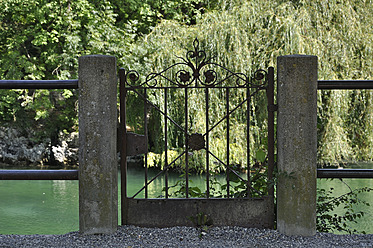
[78,55,118,234]
[277,55,318,236]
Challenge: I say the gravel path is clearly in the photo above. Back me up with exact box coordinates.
[1,226,373,248]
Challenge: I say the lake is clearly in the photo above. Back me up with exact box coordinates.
[0,165,372,235]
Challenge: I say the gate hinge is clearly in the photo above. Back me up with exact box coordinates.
[268,104,278,112]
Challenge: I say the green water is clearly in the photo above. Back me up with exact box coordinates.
[0,179,79,234]
[317,163,373,234]
[0,167,210,235]
[0,165,372,235]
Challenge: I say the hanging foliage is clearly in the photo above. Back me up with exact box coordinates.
[1,0,372,167]
[123,0,373,169]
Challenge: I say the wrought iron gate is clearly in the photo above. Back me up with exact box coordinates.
[119,39,276,228]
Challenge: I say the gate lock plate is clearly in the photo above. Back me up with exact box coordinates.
[126,132,147,156]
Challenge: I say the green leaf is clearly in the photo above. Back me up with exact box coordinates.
[255,150,266,163]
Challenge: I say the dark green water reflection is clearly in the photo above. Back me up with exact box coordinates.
[0,164,372,234]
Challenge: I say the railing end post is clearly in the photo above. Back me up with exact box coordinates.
[78,55,118,235]
[276,55,318,236]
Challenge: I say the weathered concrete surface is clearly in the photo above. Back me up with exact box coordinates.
[124,197,274,228]
[78,55,118,234]
[277,55,318,236]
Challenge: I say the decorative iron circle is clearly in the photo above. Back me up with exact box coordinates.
[188,133,205,151]
[126,70,141,86]
[253,69,267,81]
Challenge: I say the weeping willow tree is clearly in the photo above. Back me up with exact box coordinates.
[121,0,373,170]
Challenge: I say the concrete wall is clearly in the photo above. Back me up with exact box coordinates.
[123,197,274,228]
[276,55,318,236]
[78,55,118,235]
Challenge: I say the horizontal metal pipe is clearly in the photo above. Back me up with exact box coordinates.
[318,80,373,90]
[317,169,373,178]
[0,170,78,180]
[0,80,78,89]
[2,169,372,180]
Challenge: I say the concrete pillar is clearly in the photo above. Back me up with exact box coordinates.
[277,55,318,236]
[78,55,118,234]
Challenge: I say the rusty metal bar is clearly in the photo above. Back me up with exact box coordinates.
[164,88,169,198]
[0,170,78,180]
[226,87,230,198]
[185,87,189,198]
[205,88,210,198]
[246,87,251,197]
[0,80,78,89]
[267,67,275,197]
[317,169,373,178]
[318,80,373,90]
[144,88,148,198]
[119,68,128,224]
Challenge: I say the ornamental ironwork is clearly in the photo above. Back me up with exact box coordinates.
[123,38,268,88]
[119,38,275,203]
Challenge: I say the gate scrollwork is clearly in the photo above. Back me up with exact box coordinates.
[123,38,268,88]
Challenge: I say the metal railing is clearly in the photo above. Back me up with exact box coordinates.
[0,80,78,89]
[0,79,78,180]
[317,169,373,178]
[0,170,78,180]
[317,79,373,179]
[1,168,371,180]
[1,80,373,180]
[318,80,373,90]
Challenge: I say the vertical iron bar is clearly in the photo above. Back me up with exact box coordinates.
[267,67,275,197]
[205,87,210,198]
[144,88,148,198]
[164,88,169,198]
[185,87,189,198]
[119,68,127,225]
[246,86,251,198]
[226,88,230,198]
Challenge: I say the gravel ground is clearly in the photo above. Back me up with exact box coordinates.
[1,226,373,248]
